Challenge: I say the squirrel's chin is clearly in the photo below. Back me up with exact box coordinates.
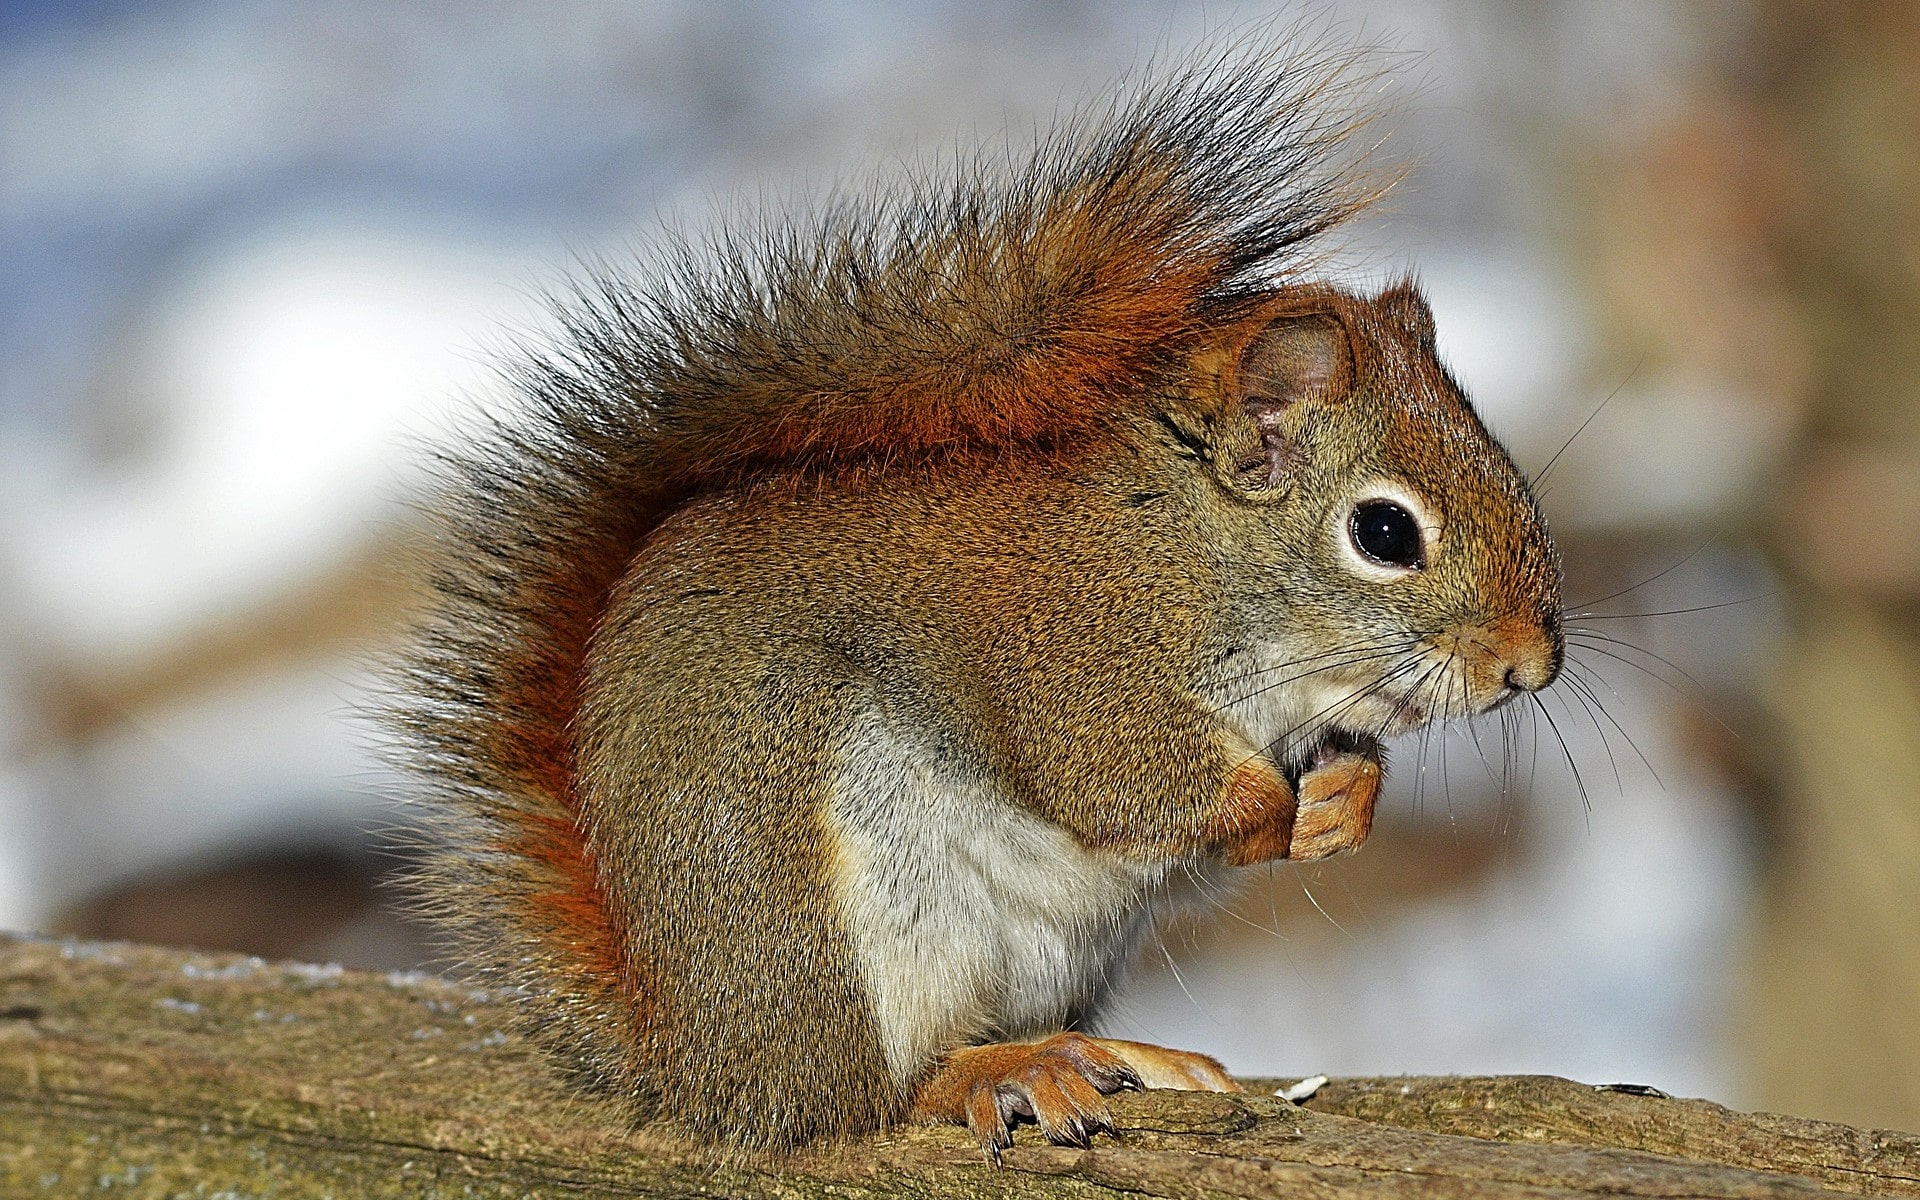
[1380,700,1431,737]
[1333,696,1428,743]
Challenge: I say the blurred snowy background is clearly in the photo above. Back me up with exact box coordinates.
[3,0,1914,1132]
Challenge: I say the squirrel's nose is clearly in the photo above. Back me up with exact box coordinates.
[1500,638,1560,694]
[1488,615,1560,696]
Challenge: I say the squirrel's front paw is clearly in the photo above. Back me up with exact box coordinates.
[1288,748,1381,859]
[910,1033,1236,1160]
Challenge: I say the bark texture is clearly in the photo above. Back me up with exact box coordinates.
[2,933,1915,1198]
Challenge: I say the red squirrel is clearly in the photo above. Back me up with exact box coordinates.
[392,37,1563,1158]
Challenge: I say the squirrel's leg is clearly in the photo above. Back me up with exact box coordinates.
[1201,755,1299,866]
[909,1033,1237,1158]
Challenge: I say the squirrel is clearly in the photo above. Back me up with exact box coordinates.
[391,35,1564,1159]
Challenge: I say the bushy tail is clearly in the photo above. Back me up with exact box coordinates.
[389,27,1393,1118]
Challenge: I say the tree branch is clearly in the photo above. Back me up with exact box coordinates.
[1,933,1912,1197]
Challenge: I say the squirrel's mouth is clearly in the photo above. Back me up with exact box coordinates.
[1280,727,1386,790]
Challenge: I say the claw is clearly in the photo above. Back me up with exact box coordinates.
[912,1033,1239,1158]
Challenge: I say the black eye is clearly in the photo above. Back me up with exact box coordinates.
[1350,500,1425,569]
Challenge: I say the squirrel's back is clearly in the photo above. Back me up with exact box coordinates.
[391,35,1390,1149]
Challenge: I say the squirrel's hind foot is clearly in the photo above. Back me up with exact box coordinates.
[911,1033,1238,1161]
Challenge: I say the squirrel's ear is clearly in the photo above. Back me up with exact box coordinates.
[1374,279,1436,350]
[1228,309,1355,489]
[1237,311,1353,411]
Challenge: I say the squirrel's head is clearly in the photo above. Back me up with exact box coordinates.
[1159,279,1563,765]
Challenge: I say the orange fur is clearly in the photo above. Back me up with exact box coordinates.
[1207,757,1299,866]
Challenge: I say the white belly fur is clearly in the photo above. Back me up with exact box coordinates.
[825,712,1168,1086]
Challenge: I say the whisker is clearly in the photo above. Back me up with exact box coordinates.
[1564,633,1738,740]
[1412,707,1435,824]
[1345,651,1449,826]
[1533,359,1641,488]
[1516,695,1544,843]
[1398,651,1464,833]
[1562,648,1630,711]
[1330,865,1377,935]
[1562,540,1712,613]
[1211,640,1424,716]
[1532,690,1590,817]
[1498,701,1520,833]
[1265,861,1284,947]
[1148,912,1200,1011]
[1205,625,1436,702]
[1440,657,1462,829]
[1209,634,1426,691]
[1178,863,1287,942]
[1455,651,1507,795]
[1259,655,1431,764]
[1361,658,1448,809]
[1293,868,1355,941]
[1558,666,1625,796]
[1563,594,1772,621]
[1566,629,1706,686]
[1565,659,1664,787]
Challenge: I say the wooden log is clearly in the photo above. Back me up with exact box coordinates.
[1,933,1914,1198]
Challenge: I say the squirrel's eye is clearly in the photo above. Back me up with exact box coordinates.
[1350,500,1425,570]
